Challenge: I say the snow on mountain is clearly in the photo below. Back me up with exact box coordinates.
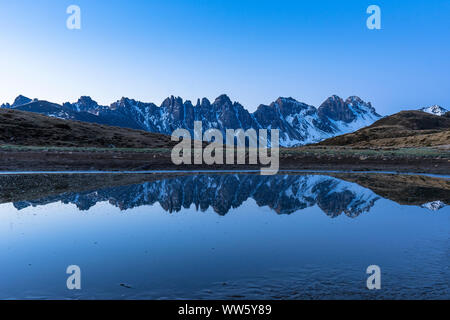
[1,94,382,147]
[419,105,448,116]
[420,200,446,211]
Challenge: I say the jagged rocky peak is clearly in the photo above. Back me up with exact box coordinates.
[345,96,365,105]
[318,95,356,123]
[161,96,187,121]
[77,96,97,106]
[75,96,100,109]
[118,96,133,105]
[274,96,305,105]
[273,97,316,116]
[345,96,379,116]
[346,95,369,109]
[274,97,299,106]
[12,95,32,107]
[213,94,233,108]
[1,95,36,108]
[420,105,448,116]
[62,96,107,115]
[109,97,136,109]
[195,97,211,108]
[273,97,297,108]
[161,95,184,108]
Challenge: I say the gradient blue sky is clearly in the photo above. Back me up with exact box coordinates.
[0,0,449,114]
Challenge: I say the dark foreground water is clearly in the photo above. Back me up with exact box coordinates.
[0,172,448,299]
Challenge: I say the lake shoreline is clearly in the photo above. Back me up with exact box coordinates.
[0,148,449,175]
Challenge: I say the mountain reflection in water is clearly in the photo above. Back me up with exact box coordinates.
[2,173,448,217]
[1,172,449,300]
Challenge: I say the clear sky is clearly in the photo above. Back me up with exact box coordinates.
[0,0,449,115]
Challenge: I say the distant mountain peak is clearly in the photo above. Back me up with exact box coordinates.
[346,96,379,116]
[161,96,183,108]
[77,96,96,104]
[277,96,296,102]
[213,94,233,106]
[318,95,354,123]
[345,96,364,104]
[196,97,211,108]
[63,95,105,115]
[75,96,100,109]
[274,97,306,108]
[330,94,343,100]
[419,105,448,116]
[12,95,32,107]
[118,96,132,104]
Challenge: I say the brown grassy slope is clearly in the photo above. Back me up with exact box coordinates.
[0,108,176,148]
[0,173,189,204]
[317,111,450,148]
[331,173,450,205]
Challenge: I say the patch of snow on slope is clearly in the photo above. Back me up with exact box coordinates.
[419,105,448,116]
[421,200,446,211]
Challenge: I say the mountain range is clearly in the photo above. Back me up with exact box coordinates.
[1,94,382,147]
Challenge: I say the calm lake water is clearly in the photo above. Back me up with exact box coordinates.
[0,172,448,300]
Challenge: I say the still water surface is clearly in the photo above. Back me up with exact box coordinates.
[0,172,448,299]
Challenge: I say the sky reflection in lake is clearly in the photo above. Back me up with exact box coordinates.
[0,173,448,299]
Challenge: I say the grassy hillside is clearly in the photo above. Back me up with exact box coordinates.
[0,108,176,149]
[317,111,450,148]
[332,173,450,205]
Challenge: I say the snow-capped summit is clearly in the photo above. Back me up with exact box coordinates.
[253,95,382,146]
[419,105,448,116]
[420,200,446,211]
